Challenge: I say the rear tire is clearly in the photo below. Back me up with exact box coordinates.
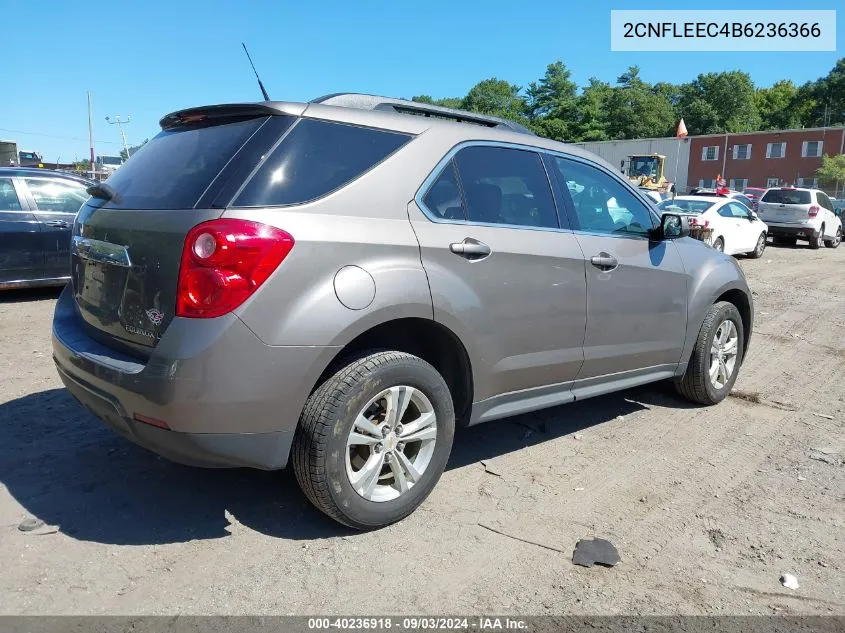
[824,226,841,249]
[712,237,724,252]
[809,225,824,250]
[747,232,767,259]
[292,351,455,530]
[675,301,744,406]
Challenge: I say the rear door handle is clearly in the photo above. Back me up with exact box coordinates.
[450,238,491,260]
[590,253,618,271]
[44,220,70,228]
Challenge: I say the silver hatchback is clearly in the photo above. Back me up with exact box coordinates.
[52,94,753,528]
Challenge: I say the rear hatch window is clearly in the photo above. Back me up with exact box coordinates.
[761,189,811,205]
[97,115,270,210]
[657,199,715,214]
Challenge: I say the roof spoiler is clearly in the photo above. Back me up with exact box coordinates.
[310,93,536,136]
[159,103,287,129]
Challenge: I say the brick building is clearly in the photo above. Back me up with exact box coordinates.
[687,127,845,191]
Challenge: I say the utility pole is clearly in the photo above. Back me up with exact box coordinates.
[87,91,95,177]
[105,115,131,161]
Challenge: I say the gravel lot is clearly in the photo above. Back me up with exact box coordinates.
[1,241,843,615]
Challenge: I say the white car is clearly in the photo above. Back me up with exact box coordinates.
[756,187,842,250]
[657,195,769,258]
[638,188,670,204]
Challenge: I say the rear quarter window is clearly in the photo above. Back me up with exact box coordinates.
[233,119,412,207]
[761,189,811,205]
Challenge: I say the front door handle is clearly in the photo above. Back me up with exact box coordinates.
[44,220,70,228]
[590,253,618,271]
[450,238,491,260]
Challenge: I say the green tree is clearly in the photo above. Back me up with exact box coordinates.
[679,71,760,134]
[816,154,845,196]
[411,95,466,109]
[795,58,845,127]
[525,61,578,140]
[121,138,149,160]
[463,78,528,122]
[572,78,612,141]
[755,80,800,130]
[603,66,676,139]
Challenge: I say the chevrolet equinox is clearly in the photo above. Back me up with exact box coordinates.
[52,94,753,529]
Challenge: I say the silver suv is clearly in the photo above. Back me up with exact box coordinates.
[52,94,753,529]
[757,186,842,249]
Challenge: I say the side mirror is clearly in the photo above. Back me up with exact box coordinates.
[750,211,759,221]
[651,213,690,241]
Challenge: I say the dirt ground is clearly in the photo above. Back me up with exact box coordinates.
[0,240,843,616]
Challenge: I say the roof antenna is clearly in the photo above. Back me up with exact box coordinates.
[241,42,270,101]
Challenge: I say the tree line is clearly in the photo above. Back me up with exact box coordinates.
[411,58,845,143]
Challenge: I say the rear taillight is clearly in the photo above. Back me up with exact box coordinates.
[176,219,294,318]
[690,217,710,228]
[808,205,820,218]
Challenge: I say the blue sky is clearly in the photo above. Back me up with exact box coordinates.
[2,0,842,161]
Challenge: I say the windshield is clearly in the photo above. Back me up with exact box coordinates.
[98,156,123,166]
[629,156,659,178]
[657,199,715,214]
[761,189,811,204]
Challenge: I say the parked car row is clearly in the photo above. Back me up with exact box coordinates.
[657,185,842,255]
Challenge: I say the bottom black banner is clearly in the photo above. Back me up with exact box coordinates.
[0,616,843,633]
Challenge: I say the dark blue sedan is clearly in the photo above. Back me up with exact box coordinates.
[0,167,93,289]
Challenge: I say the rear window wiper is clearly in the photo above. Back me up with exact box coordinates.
[86,182,118,202]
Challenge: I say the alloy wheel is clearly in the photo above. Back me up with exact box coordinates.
[709,319,738,390]
[346,386,438,503]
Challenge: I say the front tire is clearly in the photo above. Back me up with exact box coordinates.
[824,226,841,249]
[292,351,455,530]
[747,232,767,259]
[675,301,744,406]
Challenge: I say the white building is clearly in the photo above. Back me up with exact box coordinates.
[570,137,692,192]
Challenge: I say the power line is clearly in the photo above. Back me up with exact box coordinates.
[0,127,123,145]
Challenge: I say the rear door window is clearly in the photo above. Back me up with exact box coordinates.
[98,116,270,209]
[761,189,811,205]
[23,178,88,213]
[233,119,412,207]
[0,178,22,211]
[451,146,559,229]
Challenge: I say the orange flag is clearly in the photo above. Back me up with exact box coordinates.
[676,118,688,139]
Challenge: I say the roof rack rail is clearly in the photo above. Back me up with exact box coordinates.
[310,93,536,136]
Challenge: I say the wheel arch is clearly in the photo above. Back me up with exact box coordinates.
[313,317,474,426]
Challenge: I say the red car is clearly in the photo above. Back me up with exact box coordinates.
[743,187,767,210]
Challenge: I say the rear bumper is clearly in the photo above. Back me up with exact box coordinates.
[765,223,820,239]
[52,286,339,469]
